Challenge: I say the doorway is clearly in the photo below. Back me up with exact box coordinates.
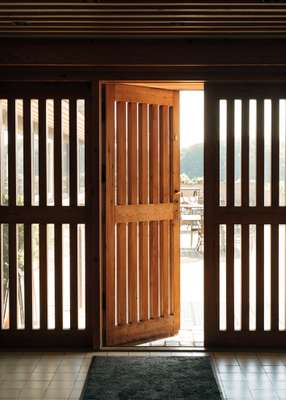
[138,90,205,348]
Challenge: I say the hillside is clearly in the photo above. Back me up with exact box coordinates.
[180,142,275,181]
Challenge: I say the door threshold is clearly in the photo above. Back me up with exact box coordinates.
[100,346,206,352]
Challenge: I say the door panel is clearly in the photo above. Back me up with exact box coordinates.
[205,82,286,347]
[105,83,180,346]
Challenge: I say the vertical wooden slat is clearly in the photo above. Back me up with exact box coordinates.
[70,98,77,207]
[227,99,235,207]
[39,99,48,330]
[54,99,62,206]
[271,224,279,331]
[149,104,159,320]
[127,102,138,324]
[204,88,220,344]
[271,98,279,331]
[226,224,234,332]
[70,223,78,329]
[23,99,32,330]
[169,93,180,332]
[39,99,47,207]
[169,106,174,318]
[241,99,250,208]
[8,99,16,329]
[24,224,32,330]
[271,98,279,207]
[241,99,250,331]
[24,99,32,207]
[257,98,264,208]
[159,105,170,317]
[105,86,116,336]
[39,223,47,330]
[256,98,264,332]
[256,224,264,332]
[226,99,234,330]
[69,99,78,329]
[55,224,63,330]
[8,99,16,207]
[241,224,250,331]
[138,103,148,322]
[117,101,127,326]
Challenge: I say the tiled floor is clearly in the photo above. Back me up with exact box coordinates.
[0,351,285,399]
[138,328,204,347]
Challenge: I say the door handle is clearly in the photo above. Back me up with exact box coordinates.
[173,190,181,221]
[173,190,181,201]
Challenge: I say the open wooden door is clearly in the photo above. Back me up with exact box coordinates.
[105,83,180,346]
[205,82,286,347]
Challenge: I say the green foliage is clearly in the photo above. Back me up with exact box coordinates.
[180,143,203,180]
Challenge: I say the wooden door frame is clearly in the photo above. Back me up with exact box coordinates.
[0,66,284,350]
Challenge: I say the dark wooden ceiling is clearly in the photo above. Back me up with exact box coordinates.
[1,1,286,37]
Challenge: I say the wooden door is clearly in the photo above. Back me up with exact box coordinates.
[0,82,92,348]
[105,83,180,346]
[205,82,286,347]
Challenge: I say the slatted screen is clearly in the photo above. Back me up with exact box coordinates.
[0,83,90,348]
[105,84,180,346]
[205,83,286,347]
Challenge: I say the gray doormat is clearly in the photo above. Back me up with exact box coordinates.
[81,356,222,399]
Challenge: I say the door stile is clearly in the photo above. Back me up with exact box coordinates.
[204,85,220,346]
[105,84,116,344]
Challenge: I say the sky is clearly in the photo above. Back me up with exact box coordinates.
[179,90,204,149]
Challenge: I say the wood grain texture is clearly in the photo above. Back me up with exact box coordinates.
[149,104,160,321]
[138,103,149,322]
[159,105,170,318]
[105,83,179,345]
[116,101,127,327]
[105,84,116,339]
[127,102,138,324]
[115,204,175,223]
[170,93,180,331]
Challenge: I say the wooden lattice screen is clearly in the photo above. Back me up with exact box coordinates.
[0,82,93,348]
[205,83,286,347]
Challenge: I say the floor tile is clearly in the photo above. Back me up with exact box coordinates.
[1,350,286,400]
[19,387,47,399]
